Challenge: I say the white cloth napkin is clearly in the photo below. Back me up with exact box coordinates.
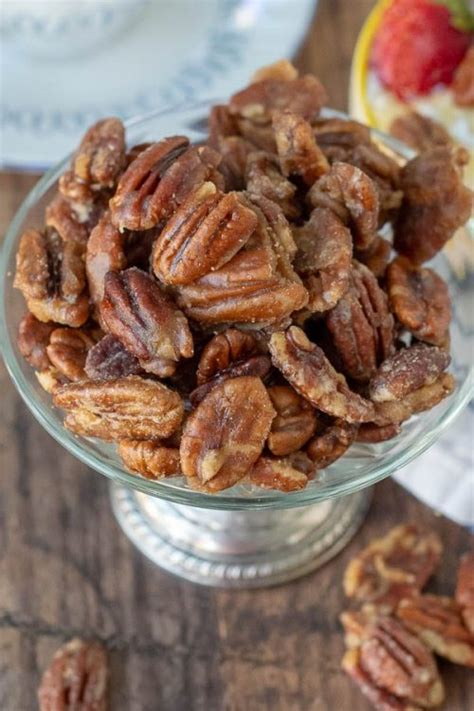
[394,403,474,527]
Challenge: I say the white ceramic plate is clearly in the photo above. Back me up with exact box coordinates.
[0,0,317,170]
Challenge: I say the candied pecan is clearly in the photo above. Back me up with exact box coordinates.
[247,455,309,492]
[343,524,443,608]
[86,212,127,306]
[208,104,240,147]
[356,235,392,279]
[100,268,193,377]
[307,162,379,250]
[326,261,395,382]
[245,151,300,220]
[53,376,184,441]
[118,439,180,479]
[397,595,474,668]
[386,257,451,347]
[452,45,474,107]
[190,356,271,406]
[196,329,259,385]
[38,637,108,711]
[247,192,297,262]
[369,344,450,403]
[36,367,69,394]
[152,182,257,285]
[17,313,56,370]
[73,117,125,188]
[306,418,357,468]
[180,376,275,492]
[266,385,317,456]
[85,334,142,380]
[269,327,376,423]
[373,373,455,425]
[312,117,372,151]
[356,422,401,443]
[14,228,89,327]
[390,112,452,152]
[456,552,474,634]
[272,109,329,185]
[126,142,154,166]
[394,147,472,263]
[292,207,352,312]
[46,327,95,381]
[45,193,90,246]
[251,59,299,83]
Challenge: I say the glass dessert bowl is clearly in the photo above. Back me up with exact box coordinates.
[1,102,473,586]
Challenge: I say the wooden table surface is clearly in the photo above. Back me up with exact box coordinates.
[1,1,473,709]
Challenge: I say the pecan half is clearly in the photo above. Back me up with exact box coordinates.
[86,212,127,306]
[266,385,317,456]
[369,344,450,403]
[356,422,401,443]
[343,524,443,608]
[180,376,275,492]
[14,228,89,327]
[272,109,329,186]
[326,260,395,382]
[397,595,474,668]
[373,373,455,425]
[17,313,56,370]
[245,151,300,220]
[456,552,474,634]
[292,207,352,312]
[100,268,193,377]
[269,326,376,423]
[46,327,96,381]
[306,418,358,468]
[85,334,142,380]
[386,257,451,347]
[394,147,472,264]
[196,329,259,385]
[152,182,257,285]
[452,45,474,107]
[248,455,309,492]
[390,112,452,152]
[38,637,107,711]
[118,439,180,479]
[53,376,184,441]
[69,116,125,189]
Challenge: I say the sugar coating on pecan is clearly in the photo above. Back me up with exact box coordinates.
[245,151,300,220]
[386,257,451,347]
[397,594,474,668]
[17,313,56,370]
[152,182,257,285]
[266,385,317,456]
[100,267,194,377]
[456,552,474,635]
[180,376,275,492]
[118,439,181,479]
[14,228,89,327]
[306,418,358,468]
[394,147,472,264]
[390,112,452,153]
[293,207,352,313]
[46,327,96,382]
[248,455,309,492]
[343,524,443,608]
[54,376,184,441]
[269,327,375,423]
[86,211,127,306]
[38,637,108,711]
[85,334,142,381]
[369,344,450,403]
[272,109,329,186]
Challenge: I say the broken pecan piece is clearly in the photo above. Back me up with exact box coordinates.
[152,182,257,285]
[85,334,142,380]
[100,268,194,377]
[343,524,443,608]
[266,385,317,456]
[386,257,451,347]
[248,455,309,492]
[397,595,474,668]
[54,376,184,441]
[38,637,108,711]
[46,327,96,381]
[86,212,127,306]
[306,418,358,468]
[17,313,56,370]
[118,439,180,479]
[180,376,275,492]
[456,552,474,635]
[14,228,89,327]
[269,327,376,423]
[272,109,329,185]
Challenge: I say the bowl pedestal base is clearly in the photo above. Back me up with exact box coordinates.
[110,485,372,588]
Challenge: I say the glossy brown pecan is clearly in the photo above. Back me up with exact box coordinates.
[269,326,376,423]
[17,313,56,370]
[266,385,317,456]
[180,376,275,492]
[293,207,352,312]
[390,112,452,152]
[306,418,358,468]
[343,524,443,608]
[394,147,472,264]
[85,334,142,380]
[152,182,257,285]
[386,257,451,347]
[46,327,96,382]
[456,552,474,635]
[38,637,108,711]
[356,422,401,444]
[452,45,474,107]
[86,211,127,306]
[272,109,329,186]
[71,117,125,188]
[118,439,181,479]
[53,376,184,441]
[245,151,300,220]
[247,455,309,492]
[397,595,474,668]
[373,372,455,426]
[14,228,89,327]
[100,268,194,378]
[326,260,395,382]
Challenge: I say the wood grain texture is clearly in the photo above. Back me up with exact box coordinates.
[0,2,473,709]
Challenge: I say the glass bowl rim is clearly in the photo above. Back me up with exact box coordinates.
[1,100,473,511]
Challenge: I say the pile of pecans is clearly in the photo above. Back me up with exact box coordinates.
[14,61,472,493]
[341,525,474,710]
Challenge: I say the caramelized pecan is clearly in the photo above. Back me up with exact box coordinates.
[53,376,184,441]
[456,552,474,634]
[356,422,401,443]
[46,327,95,381]
[17,313,56,370]
[386,257,451,347]
[245,151,300,220]
[196,329,259,385]
[100,268,193,377]
[85,334,142,380]
[118,439,180,479]
[390,112,452,152]
[248,455,309,492]
[86,212,127,306]
[306,418,357,468]
[373,372,455,425]
[272,109,329,185]
[208,104,240,147]
[45,193,90,245]
[69,116,125,189]
[180,376,275,492]
[343,524,443,608]
[266,385,317,456]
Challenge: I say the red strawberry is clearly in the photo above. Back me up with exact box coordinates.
[371,0,472,100]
